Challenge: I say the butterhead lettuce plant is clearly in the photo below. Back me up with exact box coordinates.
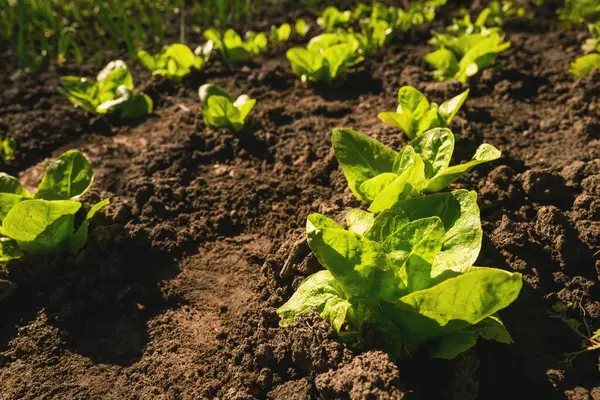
[332,128,501,213]
[0,150,109,266]
[59,60,153,119]
[378,86,469,138]
[424,31,511,83]
[287,41,361,84]
[137,43,212,81]
[199,84,256,133]
[278,191,522,359]
[203,29,267,62]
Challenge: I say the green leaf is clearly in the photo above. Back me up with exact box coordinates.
[306,219,398,299]
[0,173,31,197]
[397,86,430,121]
[358,173,398,203]
[410,128,454,179]
[120,93,153,119]
[384,217,445,292]
[0,199,81,254]
[198,83,232,103]
[58,76,98,113]
[278,270,351,332]
[295,18,310,38]
[137,49,157,72]
[377,190,482,273]
[332,128,399,201]
[0,239,23,266]
[287,47,325,81]
[307,212,342,231]
[392,268,522,352]
[438,89,469,125]
[570,53,600,77]
[369,151,426,213]
[323,43,354,80]
[233,95,256,122]
[424,49,459,81]
[68,198,110,253]
[456,33,511,83]
[378,111,414,138]
[430,315,513,359]
[425,143,501,192]
[346,209,375,235]
[202,95,243,132]
[34,150,93,201]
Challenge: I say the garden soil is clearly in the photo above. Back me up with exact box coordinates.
[0,6,599,400]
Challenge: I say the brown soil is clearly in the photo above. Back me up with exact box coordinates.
[0,4,599,400]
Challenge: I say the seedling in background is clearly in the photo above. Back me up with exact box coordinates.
[0,150,109,266]
[203,28,267,62]
[279,194,522,359]
[1,137,16,162]
[583,22,600,53]
[270,23,292,45]
[557,0,600,29]
[295,19,310,39]
[332,128,501,213]
[58,60,153,119]
[317,6,352,32]
[571,22,600,77]
[137,43,213,81]
[287,34,364,84]
[424,31,511,83]
[548,301,600,366]
[378,86,469,139]
[199,84,256,133]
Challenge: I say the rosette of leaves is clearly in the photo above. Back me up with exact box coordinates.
[424,31,511,83]
[317,6,352,32]
[278,191,522,359]
[378,86,469,138]
[0,150,109,266]
[137,43,213,81]
[332,128,501,213]
[58,60,153,119]
[287,32,365,84]
[270,23,292,45]
[198,84,256,133]
[202,28,267,63]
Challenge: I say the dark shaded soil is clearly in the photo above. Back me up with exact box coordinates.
[0,4,599,400]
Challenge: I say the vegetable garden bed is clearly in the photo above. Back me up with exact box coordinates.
[0,1,599,399]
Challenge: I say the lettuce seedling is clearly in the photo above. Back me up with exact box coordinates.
[318,6,352,32]
[1,137,15,162]
[278,195,522,359]
[58,60,153,118]
[582,21,600,53]
[570,53,600,77]
[287,43,360,84]
[424,32,511,83]
[270,23,292,45]
[203,28,267,62]
[378,86,469,139]
[137,43,212,81]
[198,84,256,132]
[295,19,310,38]
[332,128,501,213]
[0,150,109,265]
[557,0,600,28]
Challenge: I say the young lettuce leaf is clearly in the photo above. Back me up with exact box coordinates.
[378,86,469,138]
[203,28,267,62]
[0,150,109,264]
[332,128,501,212]
[570,53,600,77]
[198,84,256,132]
[424,32,510,83]
[287,42,360,84]
[278,206,522,359]
[59,60,153,118]
[138,43,211,81]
